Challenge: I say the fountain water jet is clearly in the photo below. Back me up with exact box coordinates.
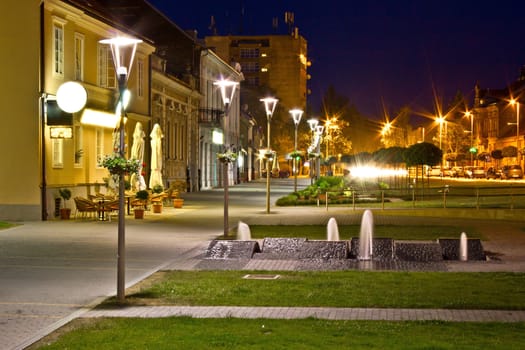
[358,210,374,260]
[326,217,340,241]
[459,232,468,261]
[237,221,252,240]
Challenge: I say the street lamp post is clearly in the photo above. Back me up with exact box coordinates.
[465,111,474,166]
[307,118,318,182]
[510,99,521,165]
[260,97,278,214]
[99,36,142,303]
[214,79,238,237]
[289,109,303,192]
[315,125,325,178]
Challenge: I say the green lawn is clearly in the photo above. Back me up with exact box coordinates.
[108,271,525,310]
[34,318,525,350]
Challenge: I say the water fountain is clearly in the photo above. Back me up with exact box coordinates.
[237,221,252,240]
[358,209,374,260]
[459,232,468,261]
[326,217,340,241]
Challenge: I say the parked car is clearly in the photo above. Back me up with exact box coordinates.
[464,166,485,179]
[426,166,442,177]
[501,165,523,179]
[486,167,501,179]
[442,167,454,177]
[451,166,464,177]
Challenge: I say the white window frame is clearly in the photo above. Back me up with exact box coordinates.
[74,33,84,81]
[52,16,67,77]
[52,139,64,168]
[98,44,115,88]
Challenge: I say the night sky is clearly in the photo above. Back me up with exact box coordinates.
[148,0,525,124]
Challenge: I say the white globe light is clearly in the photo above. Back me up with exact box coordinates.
[56,81,87,113]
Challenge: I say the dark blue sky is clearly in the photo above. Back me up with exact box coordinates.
[148,0,525,123]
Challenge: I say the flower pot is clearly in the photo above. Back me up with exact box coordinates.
[134,208,145,219]
[60,208,71,220]
[152,203,162,213]
[172,198,184,208]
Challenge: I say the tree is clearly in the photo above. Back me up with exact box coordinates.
[404,142,442,185]
[502,146,517,159]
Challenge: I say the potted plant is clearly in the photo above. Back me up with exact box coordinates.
[151,184,164,213]
[168,181,186,208]
[58,188,72,219]
[134,190,149,219]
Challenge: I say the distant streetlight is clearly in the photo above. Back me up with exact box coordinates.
[464,111,474,166]
[289,108,303,192]
[315,125,325,179]
[307,118,318,182]
[260,97,278,214]
[436,115,445,150]
[510,98,521,164]
[436,115,446,171]
[214,78,239,237]
[99,35,142,303]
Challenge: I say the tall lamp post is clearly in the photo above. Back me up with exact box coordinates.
[307,118,318,182]
[99,36,142,303]
[214,78,238,237]
[510,98,521,165]
[315,125,325,178]
[465,111,474,166]
[289,109,303,192]
[260,97,278,214]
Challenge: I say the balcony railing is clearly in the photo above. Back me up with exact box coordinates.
[198,108,224,125]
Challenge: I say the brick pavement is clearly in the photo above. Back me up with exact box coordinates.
[84,306,525,322]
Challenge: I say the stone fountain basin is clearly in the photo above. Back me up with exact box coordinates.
[205,237,486,261]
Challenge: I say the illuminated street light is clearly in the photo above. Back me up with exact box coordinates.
[510,98,521,165]
[289,108,303,192]
[307,119,318,182]
[464,111,474,166]
[214,78,239,237]
[315,125,325,179]
[99,35,142,303]
[260,97,278,214]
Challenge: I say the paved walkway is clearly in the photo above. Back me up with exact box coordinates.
[85,305,525,322]
[6,179,525,349]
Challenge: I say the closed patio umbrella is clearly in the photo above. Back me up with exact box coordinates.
[149,123,164,189]
[130,122,146,191]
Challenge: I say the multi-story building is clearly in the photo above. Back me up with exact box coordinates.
[0,0,244,221]
[199,49,243,189]
[205,31,310,158]
[471,69,525,168]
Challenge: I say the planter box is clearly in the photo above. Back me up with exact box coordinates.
[134,209,145,219]
[173,198,184,208]
[152,204,162,213]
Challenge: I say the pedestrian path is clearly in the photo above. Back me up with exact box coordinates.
[85,305,525,322]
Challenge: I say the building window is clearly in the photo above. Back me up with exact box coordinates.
[52,139,63,168]
[243,61,259,73]
[74,33,84,81]
[96,128,104,167]
[245,76,260,86]
[137,58,144,98]
[74,119,83,167]
[240,48,259,58]
[98,44,115,88]
[52,18,66,77]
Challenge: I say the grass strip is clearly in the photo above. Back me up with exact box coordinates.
[33,317,525,350]
[115,271,525,310]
